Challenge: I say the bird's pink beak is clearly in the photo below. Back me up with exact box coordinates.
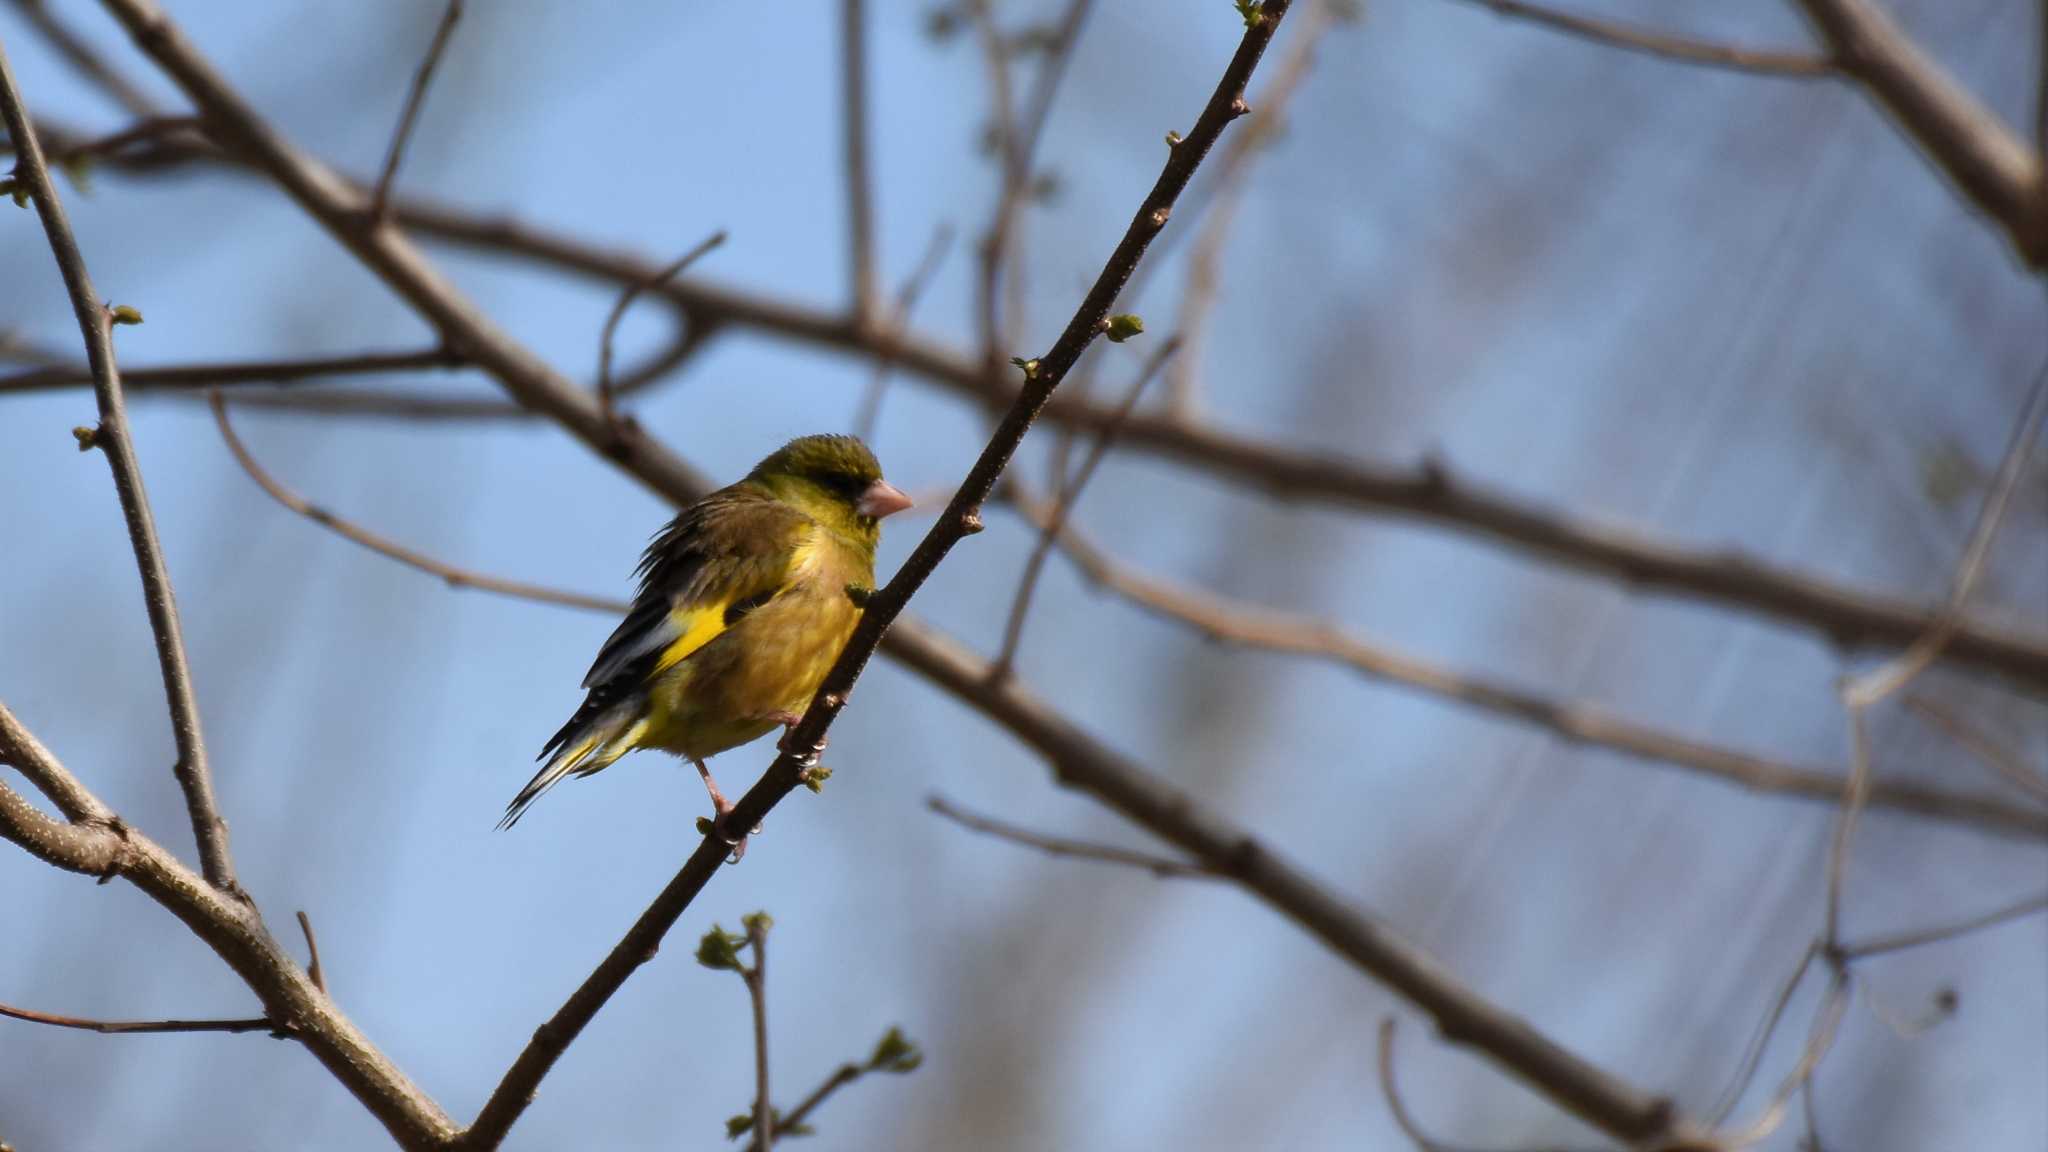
[856,479,913,519]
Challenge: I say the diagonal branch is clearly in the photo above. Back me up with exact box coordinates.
[4,0,157,116]
[1008,492,2048,839]
[1791,0,2048,267]
[370,0,463,224]
[0,699,457,1146]
[1447,0,1831,77]
[928,794,1213,879]
[210,392,628,614]
[0,38,237,894]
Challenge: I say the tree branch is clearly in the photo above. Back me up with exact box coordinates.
[1790,0,2048,267]
[1841,890,2048,960]
[595,230,725,425]
[1006,491,2047,839]
[41,122,2048,690]
[993,336,1180,675]
[0,38,237,894]
[0,345,462,396]
[4,0,157,116]
[0,702,456,1147]
[852,220,954,441]
[928,793,1212,879]
[1904,694,2048,805]
[370,0,463,224]
[1446,0,1831,77]
[840,0,877,326]
[0,1000,274,1036]
[209,392,628,614]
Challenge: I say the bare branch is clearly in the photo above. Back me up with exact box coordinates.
[927,793,1212,879]
[841,0,877,325]
[0,345,461,397]
[210,393,629,615]
[0,1000,273,1036]
[0,40,237,894]
[1446,0,1831,77]
[853,221,954,441]
[742,917,773,1151]
[1842,891,2048,960]
[297,910,327,994]
[1166,0,1330,416]
[1375,1019,1597,1152]
[1006,492,2047,839]
[1791,0,2048,267]
[47,125,2048,690]
[595,230,726,425]
[5,0,157,116]
[0,704,455,1145]
[750,1065,857,1152]
[1707,942,1822,1127]
[0,699,111,824]
[0,114,205,164]
[370,0,463,224]
[1905,694,2048,805]
[1720,968,1851,1150]
[993,336,1180,674]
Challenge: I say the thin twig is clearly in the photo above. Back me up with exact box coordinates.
[1165,0,1329,416]
[1904,694,2048,805]
[1719,968,1851,1150]
[1004,490,2046,839]
[853,221,954,441]
[0,114,204,163]
[0,40,237,894]
[595,230,727,426]
[742,919,773,1151]
[297,910,326,994]
[1842,891,2048,960]
[747,1065,859,1152]
[992,335,1180,674]
[1,345,461,396]
[209,392,627,615]
[927,794,1212,879]
[1707,942,1822,1127]
[840,0,877,326]
[1448,0,1832,77]
[4,0,157,116]
[0,1000,275,1036]
[369,0,463,224]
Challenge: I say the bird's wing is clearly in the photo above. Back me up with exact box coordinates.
[583,484,814,693]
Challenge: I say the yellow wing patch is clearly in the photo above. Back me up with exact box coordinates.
[653,602,738,675]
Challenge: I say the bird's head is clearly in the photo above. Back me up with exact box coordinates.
[749,434,912,543]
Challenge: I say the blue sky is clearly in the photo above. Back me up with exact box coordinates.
[3,3,2044,1149]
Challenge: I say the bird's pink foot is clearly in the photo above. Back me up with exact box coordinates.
[692,758,749,862]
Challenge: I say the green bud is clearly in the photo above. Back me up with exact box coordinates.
[1165,130,1183,147]
[1103,314,1145,343]
[868,1026,924,1073]
[724,1113,754,1139]
[1233,0,1264,29]
[109,305,144,326]
[695,925,744,970]
[1009,356,1040,380]
[800,765,834,794]
[72,425,101,452]
[741,910,774,936]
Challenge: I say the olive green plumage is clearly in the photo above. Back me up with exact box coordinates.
[502,435,909,827]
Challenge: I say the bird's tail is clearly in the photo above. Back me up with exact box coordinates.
[499,695,648,829]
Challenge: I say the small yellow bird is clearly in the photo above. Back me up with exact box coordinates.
[502,435,911,832]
